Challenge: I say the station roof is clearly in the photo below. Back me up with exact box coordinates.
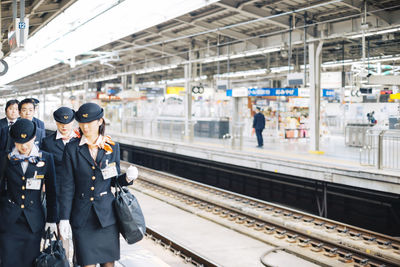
[1,0,77,56]
[2,0,400,95]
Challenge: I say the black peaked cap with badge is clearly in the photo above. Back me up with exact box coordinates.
[53,107,75,124]
[75,102,104,123]
[9,118,37,143]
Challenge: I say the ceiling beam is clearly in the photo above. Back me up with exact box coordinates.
[216,0,289,29]
[341,0,391,25]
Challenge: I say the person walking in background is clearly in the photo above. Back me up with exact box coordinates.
[252,107,265,148]
[0,99,46,152]
[0,99,19,129]
[19,98,45,130]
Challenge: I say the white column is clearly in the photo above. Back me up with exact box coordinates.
[121,75,127,91]
[84,82,89,103]
[60,87,64,106]
[309,41,324,153]
[184,63,193,142]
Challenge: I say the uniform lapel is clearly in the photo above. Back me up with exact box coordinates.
[55,137,64,151]
[96,148,106,169]
[78,145,95,165]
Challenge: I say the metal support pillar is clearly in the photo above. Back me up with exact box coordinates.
[121,75,127,91]
[303,12,307,86]
[42,89,46,121]
[20,0,25,48]
[231,97,242,150]
[184,63,193,142]
[60,87,64,105]
[131,74,136,90]
[84,82,89,103]
[309,41,324,153]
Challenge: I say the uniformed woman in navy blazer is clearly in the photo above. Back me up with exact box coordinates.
[41,107,76,209]
[0,119,58,267]
[59,103,136,267]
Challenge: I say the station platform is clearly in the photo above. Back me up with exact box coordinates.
[109,131,400,195]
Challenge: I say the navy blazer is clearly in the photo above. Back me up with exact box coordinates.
[40,132,71,196]
[0,126,46,152]
[59,138,130,229]
[33,117,45,130]
[0,151,58,233]
[253,112,266,130]
[0,118,8,129]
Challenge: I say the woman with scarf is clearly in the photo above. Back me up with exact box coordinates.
[0,119,58,266]
[58,103,137,267]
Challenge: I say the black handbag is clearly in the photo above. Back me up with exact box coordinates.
[35,228,70,267]
[114,179,146,244]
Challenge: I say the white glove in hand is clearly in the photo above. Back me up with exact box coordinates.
[59,220,71,239]
[45,222,57,234]
[126,165,138,182]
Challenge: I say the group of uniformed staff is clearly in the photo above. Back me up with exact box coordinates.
[0,99,138,267]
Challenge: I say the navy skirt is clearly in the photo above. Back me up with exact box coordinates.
[0,214,42,267]
[72,207,120,265]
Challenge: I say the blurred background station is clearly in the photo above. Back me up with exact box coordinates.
[0,0,400,266]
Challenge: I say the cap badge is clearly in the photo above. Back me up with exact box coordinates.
[21,134,27,138]
[64,115,69,119]
[82,114,88,118]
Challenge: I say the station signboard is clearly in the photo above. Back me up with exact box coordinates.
[248,88,299,97]
[322,89,335,97]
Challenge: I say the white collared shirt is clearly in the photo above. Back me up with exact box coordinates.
[56,130,76,145]
[7,118,17,127]
[79,135,103,160]
[10,144,40,174]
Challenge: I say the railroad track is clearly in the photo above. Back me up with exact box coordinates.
[144,227,219,267]
[122,163,400,267]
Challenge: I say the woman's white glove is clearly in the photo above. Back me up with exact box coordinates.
[59,220,71,239]
[126,165,138,182]
[45,222,57,234]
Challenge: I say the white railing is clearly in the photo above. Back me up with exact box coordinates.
[360,129,400,170]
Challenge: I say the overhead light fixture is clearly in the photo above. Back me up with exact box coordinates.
[202,46,280,64]
[348,26,400,39]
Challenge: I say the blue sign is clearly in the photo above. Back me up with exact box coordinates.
[18,22,26,29]
[226,89,232,96]
[248,88,298,97]
[322,89,335,97]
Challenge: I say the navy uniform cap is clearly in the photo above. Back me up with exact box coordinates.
[53,107,75,124]
[75,103,104,123]
[10,119,37,144]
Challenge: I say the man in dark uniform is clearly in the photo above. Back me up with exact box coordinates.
[0,119,58,266]
[252,107,266,148]
[19,98,45,130]
[0,99,19,129]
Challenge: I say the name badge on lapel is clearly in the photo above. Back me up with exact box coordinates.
[26,178,41,190]
[101,161,118,180]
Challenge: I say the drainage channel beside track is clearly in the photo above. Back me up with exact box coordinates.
[145,227,219,267]
[122,162,400,267]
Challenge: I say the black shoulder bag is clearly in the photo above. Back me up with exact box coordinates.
[114,177,146,244]
[35,228,69,267]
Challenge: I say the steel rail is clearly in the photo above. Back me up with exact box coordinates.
[121,162,400,266]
